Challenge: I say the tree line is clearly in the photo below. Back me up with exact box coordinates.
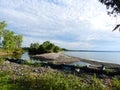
[29,41,62,54]
[0,21,23,53]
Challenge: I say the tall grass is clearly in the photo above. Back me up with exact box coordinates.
[0,70,112,90]
[113,77,120,90]
[0,59,120,90]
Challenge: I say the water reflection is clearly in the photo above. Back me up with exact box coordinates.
[0,52,89,66]
[21,52,42,63]
[68,61,90,66]
[21,52,89,66]
[21,52,30,60]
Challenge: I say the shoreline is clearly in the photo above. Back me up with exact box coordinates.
[0,52,9,56]
[30,52,120,68]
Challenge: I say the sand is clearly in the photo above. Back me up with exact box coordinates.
[0,52,9,56]
[30,52,120,68]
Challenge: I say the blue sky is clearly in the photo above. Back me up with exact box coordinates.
[0,0,120,50]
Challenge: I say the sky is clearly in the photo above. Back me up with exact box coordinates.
[0,0,120,50]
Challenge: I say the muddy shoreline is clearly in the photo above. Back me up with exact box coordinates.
[30,52,120,68]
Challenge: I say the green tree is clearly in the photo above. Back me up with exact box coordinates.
[42,41,51,48]
[42,41,52,53]
[0,21,7,37]
[0,21,23,52]
[54,46,62,53]
[29,41,62,54]
[29,43,40,54]
[0,21,7,47]
[46,43,55,53]
[99,0,120,31]
[14,35,23,49]
[42,41,55,53]
[30,43,39,49]
[3,30,15,50]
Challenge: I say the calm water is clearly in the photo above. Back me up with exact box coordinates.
[21,52,30,60]
[13,51,120,65]
[64,51,120,64]
[20,52,89,66]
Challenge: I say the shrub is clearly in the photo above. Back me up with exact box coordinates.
[113,77,120,90]
[0,58,5,64]
[29,41,62,54]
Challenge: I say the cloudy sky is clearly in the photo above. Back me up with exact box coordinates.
[0,0,120,50]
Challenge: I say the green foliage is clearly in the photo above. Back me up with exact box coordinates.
[14,35,23,49]
[54,46,61,53]
[91,74,105,90]
[30,43,39,49]
[3,30,23,51]
[29,41,62,54]
[104,68,115,74]
[62,48,68,51]
[0,68,120,90]
[0,58,5,64]
[29,43,40,54]
[0,21,7,38]
[3,30,15,50]
[12,48,23,55]
[113,77,120,90]
[0,21,23,53]
[32,62,42,67]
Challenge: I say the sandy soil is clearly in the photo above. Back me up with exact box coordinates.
[0,52,9,56]
[30,52,80,64]
[30,52,120,68]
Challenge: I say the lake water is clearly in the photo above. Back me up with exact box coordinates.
[19,51,120,65]
[20,52,89,66]
[4,51,120,66]
[64,51,120,64]
[21,52,30,60]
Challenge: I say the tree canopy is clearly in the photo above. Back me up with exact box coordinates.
[0,21,23,52]
[29,41,62,54]
[99,0,120,15]
[99,0,120,31]
[0,21,6,39]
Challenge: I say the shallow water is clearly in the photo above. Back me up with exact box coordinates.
[64,51,120,64]
[21,52,30,60]
[3,51,119,66]
[20,52,89,66]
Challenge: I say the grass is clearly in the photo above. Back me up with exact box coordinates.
[0,48,23,55]
[0,59,120,90]
[113,77,120,90]
[0,58,5,64]
[0,70,113,90]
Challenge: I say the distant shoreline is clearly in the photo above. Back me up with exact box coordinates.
[30,52,120,68]
[66,50,120,52]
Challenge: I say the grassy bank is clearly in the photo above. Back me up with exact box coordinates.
[0,58,120,90]
[0,71,105,90]
[0,48,23,56]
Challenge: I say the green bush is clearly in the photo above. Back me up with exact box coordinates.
[1,69,120,90]
[12,48,23,55]
[90,74,105,90]
[113,77,120,90]
[29,41,62,54]
[0,58,5,64]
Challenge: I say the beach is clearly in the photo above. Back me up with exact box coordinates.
[30,52,120,68]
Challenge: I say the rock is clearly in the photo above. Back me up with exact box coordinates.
[5,61,10,64]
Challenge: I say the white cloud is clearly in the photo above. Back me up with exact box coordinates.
[0,0,120,50]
